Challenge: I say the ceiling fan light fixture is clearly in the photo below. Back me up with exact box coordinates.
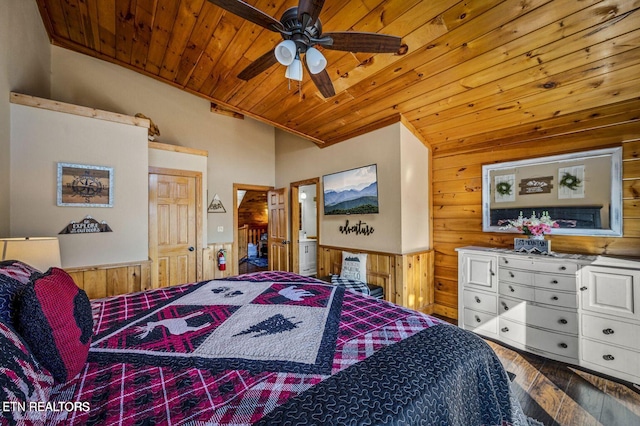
[305,47,327,74]
[285,58,303,81]
[275,40,297,66]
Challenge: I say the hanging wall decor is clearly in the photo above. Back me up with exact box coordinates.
[518,176,553,195]
[338,219,374,236]
[59,216,113,234]
[57,163,113,207]
[208,194,226,213]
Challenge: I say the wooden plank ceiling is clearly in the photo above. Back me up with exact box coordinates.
[35,0,640,149]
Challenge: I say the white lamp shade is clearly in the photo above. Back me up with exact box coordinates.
[285,58,303,81]
[305,47,327,74]
[275,40,297,66]
[1,237,61,272]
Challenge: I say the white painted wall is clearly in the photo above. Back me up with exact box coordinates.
[149,148,209,243]
[276,124,404,254]
[0,0,50,236]
[276,123,431,254]
[400,126,431,253]
[50,46,276,244]
[10,104,149,268]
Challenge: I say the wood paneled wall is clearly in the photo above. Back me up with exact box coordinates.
[432,122,640,320]
[67,243,235,300]
[318,245,434,313]
[66,260,151,300]
[203,243,235,280]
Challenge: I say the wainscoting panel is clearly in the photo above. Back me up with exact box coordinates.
[318,245,434,313]
[66,260,151,300]
[203,243,234,280]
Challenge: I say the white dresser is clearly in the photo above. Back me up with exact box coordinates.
[457,246,640,385]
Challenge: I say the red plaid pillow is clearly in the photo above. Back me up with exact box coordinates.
[17,268,93,383]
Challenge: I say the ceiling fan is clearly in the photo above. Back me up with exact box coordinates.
[207,0,403,98]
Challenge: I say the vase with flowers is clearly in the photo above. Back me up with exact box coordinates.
[501,211,559,239]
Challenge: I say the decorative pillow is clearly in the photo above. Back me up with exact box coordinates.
[0,274,29,325]
[0,319,54,424]
[17,268,93,383]
[331,275,370,296]
[340,251,368,283]
[0,260,41,284]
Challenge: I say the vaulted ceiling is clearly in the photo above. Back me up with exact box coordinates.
[35,0,640,150]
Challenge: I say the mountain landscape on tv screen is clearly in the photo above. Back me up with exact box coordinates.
[324,182,378,215]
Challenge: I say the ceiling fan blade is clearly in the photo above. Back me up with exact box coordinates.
[238,50,279,80]
[297,0,325,28]
[321,32,402,53]
[304,64,335,98]
[207,0,283,32]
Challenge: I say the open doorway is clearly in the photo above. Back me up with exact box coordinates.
[291,178,320,277]
[233,184,272,275]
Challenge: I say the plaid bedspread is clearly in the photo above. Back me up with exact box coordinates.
[42,271,527,425]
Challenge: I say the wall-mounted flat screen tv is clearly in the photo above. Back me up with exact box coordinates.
[323,164,379,215]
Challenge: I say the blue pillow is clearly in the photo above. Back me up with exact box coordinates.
[0,274,29,325]
[0,319,54,424]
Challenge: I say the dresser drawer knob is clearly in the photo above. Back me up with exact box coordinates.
[475,296,481,303]
[551,296,559,301]
[602,328,615,335]
[501,302,509,311]
[475,315,481,323]
[558,343,568,349]
[603,354,615,361]
[503,259,509,264]
[501,327,509,333]
[558,319,568,325]
[580,286,588,291]
[509,285,515,292]
[560,266,567,271]
[509,271,515,278]
[551,280,558,284]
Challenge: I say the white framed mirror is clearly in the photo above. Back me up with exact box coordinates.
[482,147,623,237]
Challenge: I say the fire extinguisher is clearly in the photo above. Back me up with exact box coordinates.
[217,249,226,271]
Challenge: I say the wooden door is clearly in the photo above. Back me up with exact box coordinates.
[268,188,290,271]
[149,173,197,288]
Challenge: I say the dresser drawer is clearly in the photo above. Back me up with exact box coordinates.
[498,256,533,270]
[581,314,640,351]
[463,308,497,335]
[534,288,577,309]
[499,297,578,335]
[463,290,497,314]
[532,260,577,275]
[499,318,578,360]
[499,268,533,285]
[498,282,534,301]
[582,338,640,379]
[533,273,576,292]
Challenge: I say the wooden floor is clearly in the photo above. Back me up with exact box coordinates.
[237,258,268,275]
[433,315,640,426]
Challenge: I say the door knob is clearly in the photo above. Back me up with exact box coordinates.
[188,246,195,252]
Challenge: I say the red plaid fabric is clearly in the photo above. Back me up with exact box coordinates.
[46,272,441,425]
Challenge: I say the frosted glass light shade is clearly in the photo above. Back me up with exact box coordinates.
[0,237,61,272]
[275,40,297,66]
[285,58,303,81]
[305,47,327,74]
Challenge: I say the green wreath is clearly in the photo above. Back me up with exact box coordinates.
[559,172,581,190]
[496,181,512,196]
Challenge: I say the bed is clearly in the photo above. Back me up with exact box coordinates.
[3,269,531,425]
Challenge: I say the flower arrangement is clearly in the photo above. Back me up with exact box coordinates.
[501,211,559,237]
